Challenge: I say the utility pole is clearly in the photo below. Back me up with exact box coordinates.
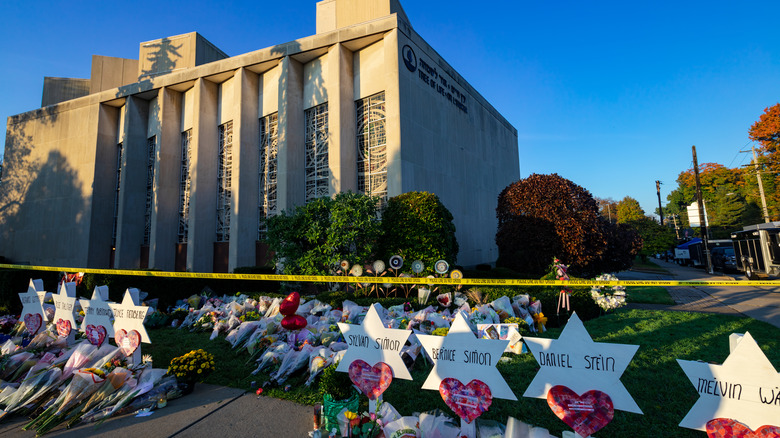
[655,180,664,225]
[672,214,680,239]
[692,146,713,274]
[751,144,770,223]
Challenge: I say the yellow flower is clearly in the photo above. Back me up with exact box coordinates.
[344,411,357,421]
[197,369,202,374]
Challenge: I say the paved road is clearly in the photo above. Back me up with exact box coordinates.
[620,259,780,328]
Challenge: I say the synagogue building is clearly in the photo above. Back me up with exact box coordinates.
[1,0,519,272]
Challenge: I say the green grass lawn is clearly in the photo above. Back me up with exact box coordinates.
[626,286,676,305]
[147,309,780,437]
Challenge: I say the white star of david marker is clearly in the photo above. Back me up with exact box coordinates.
[52,281,79,332]
[417,311,517,400]
[337,303,412,379]
[80,285,115,338]
[109,288,151,343]
[678,332,780,431]
[18,279,47,324]
[523,312,641,413]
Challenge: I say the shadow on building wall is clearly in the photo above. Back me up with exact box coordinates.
[140,37,183,79]
[0,107,86,266]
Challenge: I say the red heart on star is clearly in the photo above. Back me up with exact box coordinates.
[348,360,393,400]
[24,313,43,335]
[86,324,107,346]
[439,378,493,424]
[56,318,72,337]
[706,418,780,438]
[547,385,614,437]
[115,329,141,357]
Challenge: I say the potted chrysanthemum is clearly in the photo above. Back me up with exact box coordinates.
[167,349,216,394]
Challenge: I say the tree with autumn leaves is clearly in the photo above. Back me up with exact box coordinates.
[496,173,641,278]
[664,163,761,238]
[748,103,780,219]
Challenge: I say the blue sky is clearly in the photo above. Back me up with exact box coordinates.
[2,0,779,216]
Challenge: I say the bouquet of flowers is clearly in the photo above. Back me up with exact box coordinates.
[590,273,627,311]
[167,349,216,383]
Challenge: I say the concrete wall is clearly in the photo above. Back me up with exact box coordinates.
[395,28,519,266]
[90,55,139,94]
[1,99,103,266]
[41,77,90,107]
[316,0,409,34]
[138,32,228,80]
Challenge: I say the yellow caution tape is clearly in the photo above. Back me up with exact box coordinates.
[0,263,774,287]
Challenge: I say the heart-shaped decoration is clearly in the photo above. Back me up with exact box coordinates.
[279,292,301,316]
[115,329,141,357]
[281,314,307,331]
[85,324,108,347]
[706,418,780,438]
[56,318,72,337]
[439,378,493,424]
[24,313,43,335]
[348,360,393,400]
[547,385,614,438]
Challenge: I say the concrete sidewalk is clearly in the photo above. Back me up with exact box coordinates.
[620,259,780,328]
[0,384,313,438]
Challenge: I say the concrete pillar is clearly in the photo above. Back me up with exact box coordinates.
[383,29,403,196]
[276,56,305,212]
[229,68,260,270]
[149,88,182,271]
[114,96,149,269]
[87,104,121,268]
[327,43,357,195]
[187,78,219,272]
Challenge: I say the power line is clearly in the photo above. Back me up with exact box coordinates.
[728,140,752,168]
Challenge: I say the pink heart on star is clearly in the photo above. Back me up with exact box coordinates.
[547,385,614,438]
[348,360,393,400]
[56,318,72,337]
[439,378,493,424]
[85,324,107,346]
[24,313,43,335]
[115,329,141,357]
[706,418,780,438]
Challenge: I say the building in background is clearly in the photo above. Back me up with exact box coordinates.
[0,0,519,272]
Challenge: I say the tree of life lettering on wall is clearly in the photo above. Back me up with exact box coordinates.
[18,279,48,336]
[524,312,641,425]
[678,332,780,433]
[52,281,79,342]
[109,288,150,365]
[337,303,412,379]
[79,285,113,347]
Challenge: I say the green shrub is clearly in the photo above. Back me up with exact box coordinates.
[264,192,382,279]
[378,192,459,274]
